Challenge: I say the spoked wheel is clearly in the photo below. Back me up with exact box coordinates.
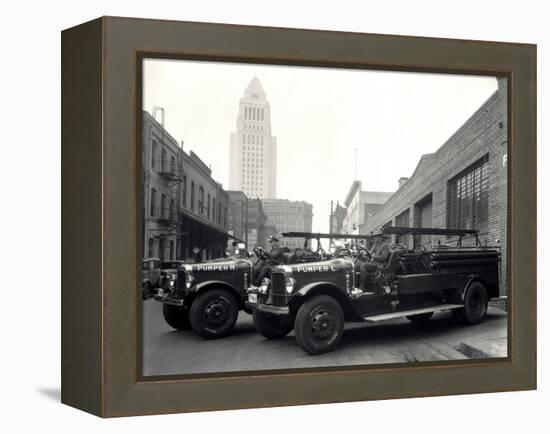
[253,311,293,339]
[406,312,433,324]
[294,295,344,355]
[162,304,190,330]
[453,282,488,325]
[189,289,239,339]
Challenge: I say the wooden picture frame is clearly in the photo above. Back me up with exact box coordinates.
[61,16,536,417]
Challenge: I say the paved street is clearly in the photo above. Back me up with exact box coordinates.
[142,299,507,376]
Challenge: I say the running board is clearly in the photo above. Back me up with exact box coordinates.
[363,304,464,322]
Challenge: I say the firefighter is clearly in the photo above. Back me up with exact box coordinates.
[253,236,284,286]
[355,234,391,295]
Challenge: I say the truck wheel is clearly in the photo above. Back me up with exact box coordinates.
[406,312,433,324]
[253,311,293,339]
[189,289,239,339]
[162,304,190,330]
[294,295,344,355]
[454,282,489,325]
[142,282,151,300]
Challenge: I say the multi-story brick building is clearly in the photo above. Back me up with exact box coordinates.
[262,199,313,248]
[142,111,229,262]
[363,77,508,297]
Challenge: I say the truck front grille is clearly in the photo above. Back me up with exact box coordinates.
[271,272,288,307]
[177,269,186,291]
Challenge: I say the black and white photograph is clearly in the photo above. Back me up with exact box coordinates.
[140,59,508,377]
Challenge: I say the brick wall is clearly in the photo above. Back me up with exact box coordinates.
[363,78,508,297]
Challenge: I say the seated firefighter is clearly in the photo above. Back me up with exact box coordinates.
[354,234,391,295]
[252,236,284,286]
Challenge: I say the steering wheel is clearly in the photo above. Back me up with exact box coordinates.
[355,249,371,263]
[254,246,269,259]
[414,244,428,254]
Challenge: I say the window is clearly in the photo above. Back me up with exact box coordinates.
[182,175,187,207]
[199,186,204,214]
[169,240,175,260]
[170,155,176,175]
[169,198,175,219]
[224,207,227,227]
[207,193,211,218]
[190,182,195,211]
[151,140,157,168]
[447,155,488,232]
[160,193,166,218]
[159,238,165,261]
[161,148,167,172]
[212,198,216,222]
[395,209,411,246]
[150,188,156,216]
[148,238,154,258]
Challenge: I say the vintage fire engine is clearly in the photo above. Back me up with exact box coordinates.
[247,227,500,355]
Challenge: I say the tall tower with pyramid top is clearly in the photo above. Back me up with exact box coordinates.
[229,77,277,199]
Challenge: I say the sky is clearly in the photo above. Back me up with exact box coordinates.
[143,59,497,233]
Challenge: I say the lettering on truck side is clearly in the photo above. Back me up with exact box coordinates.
[193,264,237,272]
[293,265,337,273]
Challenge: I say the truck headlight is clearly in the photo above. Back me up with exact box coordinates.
[185,273,195,289]
[285,277,295,294]
[259,278,270,294]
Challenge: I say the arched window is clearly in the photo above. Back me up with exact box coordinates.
[207,193,211,218]
[150,188,156,216]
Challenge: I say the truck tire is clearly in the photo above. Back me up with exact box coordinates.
[162,304,190,330]
[253,311,293,339]
[406,312,433,324]
[454,281,489,325]
[189,288,239,339]
[294,295,344,355]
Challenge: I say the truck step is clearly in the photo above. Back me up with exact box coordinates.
[363,304,464,322]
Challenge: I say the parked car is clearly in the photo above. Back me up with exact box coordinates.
[155,239,324,339]
[142,258,162,300]
[247,227,500,355]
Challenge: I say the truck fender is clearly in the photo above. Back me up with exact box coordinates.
[460,275,485,301]
[190,280,243,306]
[290,281,362,321]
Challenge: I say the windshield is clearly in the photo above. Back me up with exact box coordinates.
[161,261,181,269]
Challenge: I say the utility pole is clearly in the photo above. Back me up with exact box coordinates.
[244,197,249,246]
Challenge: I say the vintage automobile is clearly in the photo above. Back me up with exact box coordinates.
[155,239,323,339]
[247,227,500,355]
[141,257,163,300]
